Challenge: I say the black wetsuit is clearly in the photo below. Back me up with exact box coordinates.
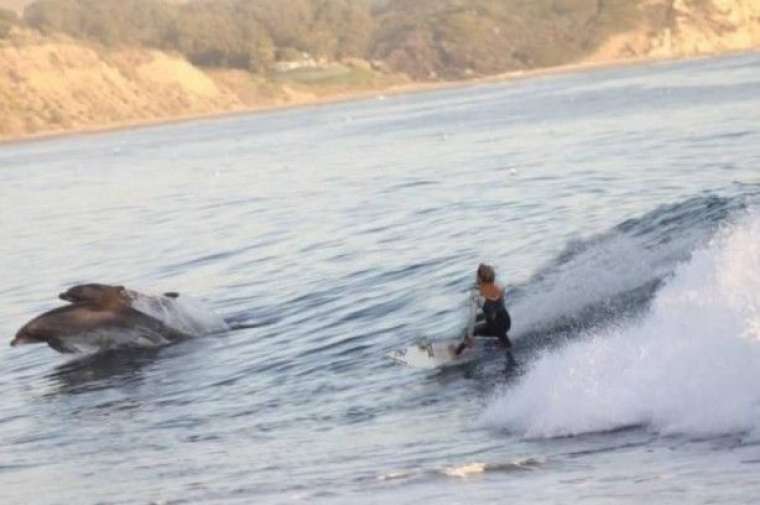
[474,296,512,348]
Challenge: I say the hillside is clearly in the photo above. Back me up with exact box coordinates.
[0,0,191,14]
[0,30,238,138]
[1,0,759,141]
[0,0,31,15]
[0,28,403,139]
[592,0,760,60]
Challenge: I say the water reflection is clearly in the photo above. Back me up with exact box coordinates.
[44,348,162,396]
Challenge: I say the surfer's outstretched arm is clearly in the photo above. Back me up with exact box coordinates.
[453,335,473,356]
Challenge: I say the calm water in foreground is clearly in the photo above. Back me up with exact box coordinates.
[1,54,760,505]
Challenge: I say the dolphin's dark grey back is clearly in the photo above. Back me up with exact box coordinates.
[16,302,191,353]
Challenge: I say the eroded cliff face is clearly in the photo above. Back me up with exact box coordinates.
[0,29,384,140]
[592,0,760,60]
[0,30,245,138]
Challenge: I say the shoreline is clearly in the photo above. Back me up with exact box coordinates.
[0,50,754,147]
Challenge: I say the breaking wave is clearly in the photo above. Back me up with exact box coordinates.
[482,208,760,438]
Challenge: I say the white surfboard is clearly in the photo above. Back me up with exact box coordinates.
[391,291,484,369]
[388,339,479,369]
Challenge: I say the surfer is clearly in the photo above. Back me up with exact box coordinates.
[454,263,512,355]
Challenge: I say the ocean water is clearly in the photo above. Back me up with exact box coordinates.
[1,53,759,505]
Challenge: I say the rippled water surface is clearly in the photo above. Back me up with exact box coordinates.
[1,54,760,505]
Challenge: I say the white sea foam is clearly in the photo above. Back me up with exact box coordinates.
[481,211,760,438]
[129,291,229,336]
[378,458,542,482]
[510,222,706,333]
[442,462,488,478]
[441,459,541,477]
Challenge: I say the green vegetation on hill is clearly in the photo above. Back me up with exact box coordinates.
[13,0,645,80]
[0,7,18,37]
[372,0,640,79]
[21,0,374,72]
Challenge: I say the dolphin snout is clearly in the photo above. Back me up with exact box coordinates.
[11,327,39,347]
[10,333,23,347]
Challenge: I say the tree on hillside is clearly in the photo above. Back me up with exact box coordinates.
[371,0,527,79]
[164,4,241,67]
[370,0,641,79]
[164,2,277,71]
[0,7,18,38]
[239,0,374,61]
[242,0,316,55]
[24,0,174,45]
[310,0,374,59]
[97,0,175,47]
[24,0,85,35]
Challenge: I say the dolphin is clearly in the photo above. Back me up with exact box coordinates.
[12,285,190,353]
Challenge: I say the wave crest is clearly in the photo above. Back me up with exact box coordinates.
[481,210,760,438]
